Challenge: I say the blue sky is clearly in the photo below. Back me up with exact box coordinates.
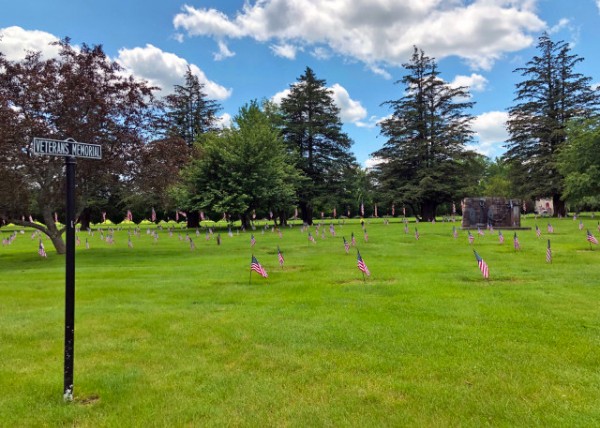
[2,0,600,167]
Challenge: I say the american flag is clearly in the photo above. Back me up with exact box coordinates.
[513,233,520,250]
[477,227,484,236]
[415,228,420,240]
[76,235,80,246]
[329,224,335,236]
[38,240,47,257]
[579,220,584,230]
[250,234,256,246]
[468,231,474,244]
[343,237,350,253]
[357,250,371,276]
[498,230,504,244]
[473,249,489,279]
[586,230,599,245]
[277,246,285,267]
[546,239,552,263]
[85,238,89,249]
[308,232,316,243]
[404,224,409,234]
[251,255,268,278]
[351,232,356,246]
[488,223,494,233]
[151,207,156,222]
[363,229,368,242]
[128,236,134,248]
[547,223,554,233]
[452,226,458,239]
[535,225,541,237]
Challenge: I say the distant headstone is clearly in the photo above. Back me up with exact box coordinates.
[461,197,521,229]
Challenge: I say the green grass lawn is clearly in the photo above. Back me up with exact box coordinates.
[1,217,599,426]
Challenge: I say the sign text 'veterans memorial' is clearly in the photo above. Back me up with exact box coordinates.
[32,137,102,401]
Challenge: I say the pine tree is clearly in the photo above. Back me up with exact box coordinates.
[372,47,475,221]
[162,67,221,147]
[505,33,600,217]
[280,67,356,224]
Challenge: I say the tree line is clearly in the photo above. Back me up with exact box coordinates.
[1,33,599,253]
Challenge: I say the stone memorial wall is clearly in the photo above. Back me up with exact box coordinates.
[461,197,521,229]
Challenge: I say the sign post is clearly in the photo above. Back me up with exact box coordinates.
[32,137,102,401]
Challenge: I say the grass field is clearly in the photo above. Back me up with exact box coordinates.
[1,217,599,426]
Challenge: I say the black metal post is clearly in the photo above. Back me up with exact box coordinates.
[64,155,76,401]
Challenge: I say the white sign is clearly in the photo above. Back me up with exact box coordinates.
[32,138,102,160]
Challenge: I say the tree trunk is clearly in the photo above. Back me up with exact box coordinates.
[187,211,200,229]
[553,194,566,217]
[300,201,313,225]
[277,210,287,226]
[42,208,66,254]
[79,207,92,231]
[241,214,250,230]
[420,201,437,222]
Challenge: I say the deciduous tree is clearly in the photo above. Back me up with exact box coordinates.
[0,39,157,253]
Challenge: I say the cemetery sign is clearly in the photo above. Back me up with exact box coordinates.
[32,137,102,402]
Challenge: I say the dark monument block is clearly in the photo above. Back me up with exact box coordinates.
[461,197,524,229]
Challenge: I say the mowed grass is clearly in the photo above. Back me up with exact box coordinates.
[1,217,599,427]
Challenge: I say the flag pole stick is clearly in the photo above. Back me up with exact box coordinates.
[249,255,253,285]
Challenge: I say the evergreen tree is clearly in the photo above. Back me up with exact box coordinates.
[162,67,221,147]
[280,67,356,224]
[159,67,222,227]
[505,33,600,217]
[372,47,475,220]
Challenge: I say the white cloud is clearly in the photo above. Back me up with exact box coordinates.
[450,73,488,92]
[548,18,570,34]
[214,40,235,61]
[270,88,291,105]
[117,44,232,100]
[270,43,297,59]
[216,113,232,128]
[271,84,366,125]
[470,111,509,157]
[311,46,331,60]
[0,26,60,61]
[0,27,231,101]
[364,156,386,169]
[330,83,367,123]
[173,0,546,72]
[597,0,600,14]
